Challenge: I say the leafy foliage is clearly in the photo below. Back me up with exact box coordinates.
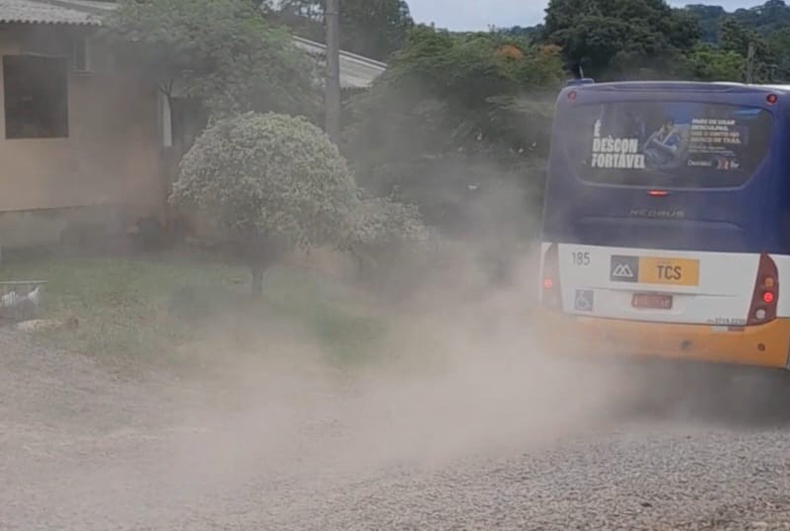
[170,112,426,291]
[683,43,745,81]
[108,0,319,118]
[344,27,562,241]
[729,0,790,34]
[340,0,414,61]
[522,0,788,82]
[268,0,414,61]
[685,4,729,42]
[339,195,432,286]
[347,28,562,165]
[542,0,701,79]
[345,197,429,252]
[679,0,789,81]
[497,25,545,42]
[717,17,788,81]
[170,112,359,290]
[172,112,359,250]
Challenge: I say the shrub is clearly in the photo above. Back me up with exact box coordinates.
[171,112,360,293]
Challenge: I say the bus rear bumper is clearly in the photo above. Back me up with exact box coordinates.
[535,312,790,370]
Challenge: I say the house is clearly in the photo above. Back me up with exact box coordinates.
[0,0,386,248]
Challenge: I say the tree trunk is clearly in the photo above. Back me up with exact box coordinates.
[244,234,286,296]
[251,265,264,296]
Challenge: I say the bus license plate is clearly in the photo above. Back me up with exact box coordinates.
[632,293,673,310]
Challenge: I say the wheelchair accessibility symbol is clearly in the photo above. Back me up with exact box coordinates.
[574,289,594,312]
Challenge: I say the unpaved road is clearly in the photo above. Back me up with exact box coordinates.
[1,330,789,531]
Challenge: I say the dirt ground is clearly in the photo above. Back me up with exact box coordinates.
[2,316,790,531]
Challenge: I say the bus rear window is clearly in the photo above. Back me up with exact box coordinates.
[563,101,773,188]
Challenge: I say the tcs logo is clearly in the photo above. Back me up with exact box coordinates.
[611,255,700,286]
[655,264,683,282]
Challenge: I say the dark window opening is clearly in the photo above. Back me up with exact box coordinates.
[73,38,88,72]
[3,55,69,139]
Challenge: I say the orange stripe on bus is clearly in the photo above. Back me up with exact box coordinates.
[536,312,790,370]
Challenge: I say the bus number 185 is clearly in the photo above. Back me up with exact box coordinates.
[572,252,591,267]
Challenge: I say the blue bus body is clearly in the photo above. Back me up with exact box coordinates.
[538,81,790,371]
[542,82,790,254]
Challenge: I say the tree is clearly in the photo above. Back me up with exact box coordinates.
[171,112,426,293]
[539,0,788,83]
[108,0,319,119]
[719,18,760,57]
[170,113,361,294]
[542,0,701,79]
[685,1,789,46]
[683,43,745,81]
[498,25,544,43]
[344,27,562,251]
[718,18,784,82]
[764,25,790,81]
[731,0,790,34]
[684,4,728,42]
[272,0,414,60]
[339,0,414,60]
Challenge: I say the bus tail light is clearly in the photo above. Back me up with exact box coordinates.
[541,244,562,309]
[747,253,778,326]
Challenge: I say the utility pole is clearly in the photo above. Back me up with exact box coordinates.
[746,42,755,84]
[325,0,341,144]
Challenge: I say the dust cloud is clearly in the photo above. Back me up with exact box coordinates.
[128,235,788,522]
[141,226,638,505]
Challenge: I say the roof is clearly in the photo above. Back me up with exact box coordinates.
[0,0,107,25]
[0,0,387,88]
[292,36,387,89]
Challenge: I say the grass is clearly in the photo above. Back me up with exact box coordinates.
[0,250,388,373]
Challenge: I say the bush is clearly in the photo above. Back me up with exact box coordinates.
[343,196,431,276]
[170,112,361,293]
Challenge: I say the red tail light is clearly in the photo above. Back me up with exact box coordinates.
[747,253,778,326]
[541,244,562,309]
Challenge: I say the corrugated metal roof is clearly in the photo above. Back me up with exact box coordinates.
[292,36,387,89]
[0,0,106,25]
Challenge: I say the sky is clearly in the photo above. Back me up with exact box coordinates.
[407,0,760,31]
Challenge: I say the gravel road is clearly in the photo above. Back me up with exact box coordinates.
[1,329,789,531]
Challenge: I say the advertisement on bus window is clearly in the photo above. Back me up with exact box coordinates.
[568,101,773,187]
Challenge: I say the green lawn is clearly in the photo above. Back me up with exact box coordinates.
[0,251,387,373]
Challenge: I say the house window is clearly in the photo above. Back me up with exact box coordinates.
[3,55,69,139]
[73,38,90,73]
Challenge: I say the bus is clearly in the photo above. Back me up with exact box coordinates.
[539,80,790,371]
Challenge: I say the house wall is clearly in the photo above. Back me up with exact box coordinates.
[0,24,165,247]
